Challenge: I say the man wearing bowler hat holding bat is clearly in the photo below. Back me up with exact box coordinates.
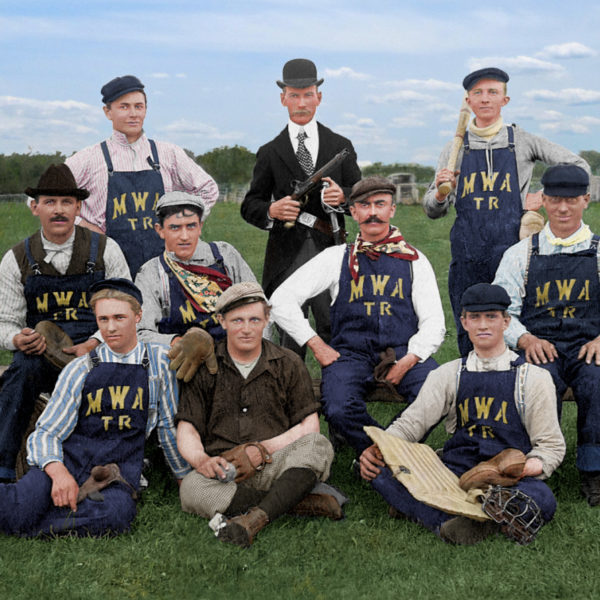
[423,67,589,355]
[241,59,361,358]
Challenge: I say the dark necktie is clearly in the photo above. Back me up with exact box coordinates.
[296,129,314,176]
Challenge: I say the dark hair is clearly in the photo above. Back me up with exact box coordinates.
[156,205,203,226]
[105,90,147,109]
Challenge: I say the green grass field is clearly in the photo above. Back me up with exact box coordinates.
[1,201,600,599]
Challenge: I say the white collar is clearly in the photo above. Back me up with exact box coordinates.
[40,228,76,251]
[110,129,147,147]
[288,118,318,140]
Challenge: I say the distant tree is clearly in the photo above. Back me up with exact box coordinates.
[580,151,600,175]
[0,152,66,194]
[361,162,435,182]
[196,145,256,184]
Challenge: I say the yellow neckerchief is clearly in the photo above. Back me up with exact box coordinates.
[163,251,222,313]
[469,116,504,140]
[544,223,591,247]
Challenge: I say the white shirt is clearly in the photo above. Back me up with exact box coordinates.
[287,118,319,165]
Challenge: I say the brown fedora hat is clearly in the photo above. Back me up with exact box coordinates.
[25,164,89,201]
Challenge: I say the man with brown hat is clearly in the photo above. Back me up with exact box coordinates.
[241,59,361,358]
[0,164,130,481]
[176,282,343,548]
[65,75,219,276]
[271,176,445,455]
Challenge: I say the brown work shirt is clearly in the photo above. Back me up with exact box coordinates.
[176,339,320,456]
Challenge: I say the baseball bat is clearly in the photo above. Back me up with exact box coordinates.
[437,96,471,197]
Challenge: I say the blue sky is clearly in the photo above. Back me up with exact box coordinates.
[1,0,599,166]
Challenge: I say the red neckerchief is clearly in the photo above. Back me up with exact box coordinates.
[348,226,418,283]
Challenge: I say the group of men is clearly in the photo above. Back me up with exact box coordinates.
[0,59,597,547]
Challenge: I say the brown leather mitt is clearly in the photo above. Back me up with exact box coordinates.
[459,448,527,492]
[77,463,137,504]
[220,442,272,483]
[519,210,545,240]
[373,347,396,382]
[34,320,75,370]
[167,327,218,382]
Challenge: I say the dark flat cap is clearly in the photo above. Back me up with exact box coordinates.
[463,67,509,91]
[461,283,510,312]
[214,282,267,315]
[349,176,396,205]
[89,278,143,306]
[542,164,589,197]
[101,75,145,104]
[277,59,324,89]
[25,164,89,200]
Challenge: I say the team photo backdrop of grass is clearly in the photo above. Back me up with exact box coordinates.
[0,199,599,599]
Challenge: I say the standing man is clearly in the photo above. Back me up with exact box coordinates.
[176,282,339,548]
[271,176,445,455]
[360,284,564,545]
[0,164,130,481]
[66,75,219,276]
[423,67,590,354]
[135,191,257,346]
[0,278,189,538]
[493,164,600,506]
[241,59,361,357]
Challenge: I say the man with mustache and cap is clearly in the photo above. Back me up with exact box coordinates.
[241,59,361,358]
[423,67,589,355]
[0,278,189,538]
[0,164,130,482]
[270,176,445,456]
[65,75,218,276]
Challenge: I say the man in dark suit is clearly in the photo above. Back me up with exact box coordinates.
[241,58,361,357]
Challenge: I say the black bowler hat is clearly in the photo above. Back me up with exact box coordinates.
[541,164,589,197]
[101,75,145,104]
[24,164,89,201]
[276,59,324,89]
[89,278,143,306]
[463,67,509,91]
[461,283,510,312]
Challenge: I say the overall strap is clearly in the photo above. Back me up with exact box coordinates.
[146,140,161,171]
[100,141,114,175]
[24,237,41,275]
[507,125,515,152]
[86,232,101,274]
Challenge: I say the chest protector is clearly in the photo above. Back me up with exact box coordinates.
[330,247,418,355]
[102,140,165,276]
[522,233,600,344]
[63,348,150,489]
[443,358,532,474]
[451,127,522,278]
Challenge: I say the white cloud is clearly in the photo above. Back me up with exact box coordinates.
[367,90,436,104]
[175,73,187,79]
[324,67,370,80]
[158,119,242,142]
[468,55,564,74]
[537,42,597,59]
[150,73,170,79]
[391,116,426,128]
[383,79,461,92]
[524,88,600,105]
[540,115,600,134]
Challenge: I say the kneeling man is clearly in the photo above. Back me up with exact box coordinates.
[360,284,565,545]
[176,282,339,548]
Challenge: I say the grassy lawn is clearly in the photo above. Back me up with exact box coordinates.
[1,200,600,599]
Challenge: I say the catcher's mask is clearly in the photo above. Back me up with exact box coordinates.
[482,485,543,545]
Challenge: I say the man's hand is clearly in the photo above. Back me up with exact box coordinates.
[525,190,543,212]
[307,335,340,367]
[434,168,459,202]
[359,444,385,481]
[63,337,100,357]
[522,457,544,478]
[194,454,233,480]
[268,196,301,222]
[385,353,419,386]
[45,461,79,512]
[13,327,46,355]
[518,333,558,365]
[321,177,345,207]
[578,336,600,365]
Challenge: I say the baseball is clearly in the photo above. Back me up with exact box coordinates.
[217,462,237,483]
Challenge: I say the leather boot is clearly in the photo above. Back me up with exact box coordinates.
[289,493,344,520]
[440,516,500,545]
[218,507,269,548]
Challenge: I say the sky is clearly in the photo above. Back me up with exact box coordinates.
[1,0,599,167]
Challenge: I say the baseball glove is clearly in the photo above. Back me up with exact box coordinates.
[34,320,75,370]
[459,448,527,491]
[77,463,137,504]
[168,327,218,382]
[519,210,545,240]
[220,442,272,483]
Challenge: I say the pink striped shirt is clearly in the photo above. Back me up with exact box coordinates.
[66,130,219,231]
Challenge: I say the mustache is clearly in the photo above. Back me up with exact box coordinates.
[292,110,311,117]
[360,216,385,224]
[50,216,68,222]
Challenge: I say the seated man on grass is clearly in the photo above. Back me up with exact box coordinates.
[360,284,565,545]
[0,278,189,538]
[176,282,342,548]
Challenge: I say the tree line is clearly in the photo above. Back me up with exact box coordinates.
[1,147,598,195]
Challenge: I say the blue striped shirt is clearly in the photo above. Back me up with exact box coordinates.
[27,341,191,479]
